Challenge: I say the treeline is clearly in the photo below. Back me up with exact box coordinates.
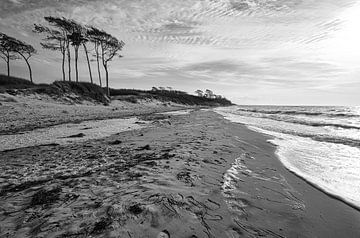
[0,16,125,96]
[109,88,233,106]
[195,89,224,99]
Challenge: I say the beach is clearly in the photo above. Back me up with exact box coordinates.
[2,0,360,236]
[0,92,189,135]
[1,108,359,237]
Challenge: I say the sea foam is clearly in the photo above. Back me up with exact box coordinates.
[215,106,360,211]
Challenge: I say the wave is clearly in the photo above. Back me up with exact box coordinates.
[246,126,360,211]
[262,115,360,130]
[289,120,360,130]
[236,108,358,118]
[233,111,360,130]
[273,141,360,212]
[293,133,360,148]
[245,124,360,148]
[215,106,360,213]
[216,108,360,148]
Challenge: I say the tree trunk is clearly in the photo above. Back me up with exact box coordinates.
[6,58,10,77]
[104,64,109,97]
[25,59,33,83]
[67,41,71,82]
[95,44,102,87]
[74,46,79,82]
[83,44,93,84]
[61,50,66,81]
[18,52,33,83]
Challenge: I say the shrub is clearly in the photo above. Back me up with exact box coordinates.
[0,74,34,89]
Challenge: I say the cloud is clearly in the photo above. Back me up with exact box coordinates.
[1,0,360,105]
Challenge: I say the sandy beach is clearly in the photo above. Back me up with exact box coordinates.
[0,92,189,135]
[1,108,359,237]
[2,0,360,236]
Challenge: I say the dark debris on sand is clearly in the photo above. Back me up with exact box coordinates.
[66,133,86,138]
[128,204,144,215]
[30,187,62,206]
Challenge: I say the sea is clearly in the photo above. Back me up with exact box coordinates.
[215,105,360,210]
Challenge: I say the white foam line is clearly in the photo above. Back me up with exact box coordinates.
[214,107,360,211]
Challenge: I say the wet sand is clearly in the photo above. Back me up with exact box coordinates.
[0,110,359,237]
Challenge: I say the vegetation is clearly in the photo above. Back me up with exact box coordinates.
[33,23,67,81]
[110,88,232,106]
[195,89,223,99]
[0,32,36,82]
[0,74,34,90]
[0,74,232,106]
[0,74,109,103]
[99,31,125,97]
[87,27,104,87]
[33,17,124,96]
[1,17,232,103]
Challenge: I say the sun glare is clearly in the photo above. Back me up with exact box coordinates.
[320,2,360,67]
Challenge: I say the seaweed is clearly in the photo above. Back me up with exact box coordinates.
[30,187,62,206]
[109,139,122,145]
[128,204,144,215]
[91,217,112,234]
[66,133,85,138]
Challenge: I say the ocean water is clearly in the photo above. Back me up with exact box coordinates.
[215,105,360,210]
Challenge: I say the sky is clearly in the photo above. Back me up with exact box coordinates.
[0,0,360,105]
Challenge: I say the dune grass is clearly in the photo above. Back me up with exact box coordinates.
[0,75,232,106]
[110,88,233,106]
[0,75,35,90]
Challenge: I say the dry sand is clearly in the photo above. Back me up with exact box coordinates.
[0,110,360,237]
[0,92,187,135]
[0,117,148,151]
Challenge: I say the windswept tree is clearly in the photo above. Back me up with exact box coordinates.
[0,33,36,82]
[0,32,19,77]
[195,89,204,97]
[41,16,75,82]
[34,23,67,81]
[13,40,36,83]
[99,32,125,97]
[87,26,105,87]
[66,20,86,82]
[36,18,95,83]
[81,26,93,84]
[205,89,215,99]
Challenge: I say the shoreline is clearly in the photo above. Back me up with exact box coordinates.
[216,112,360,237]
[274,148,360,213]
[0,110,359,237]
[219,114,360,213]
[225,122,360,237]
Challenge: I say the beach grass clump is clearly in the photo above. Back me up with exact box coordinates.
[48,81,109,104]
[0,75,109,103]
[0,74,35,90]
